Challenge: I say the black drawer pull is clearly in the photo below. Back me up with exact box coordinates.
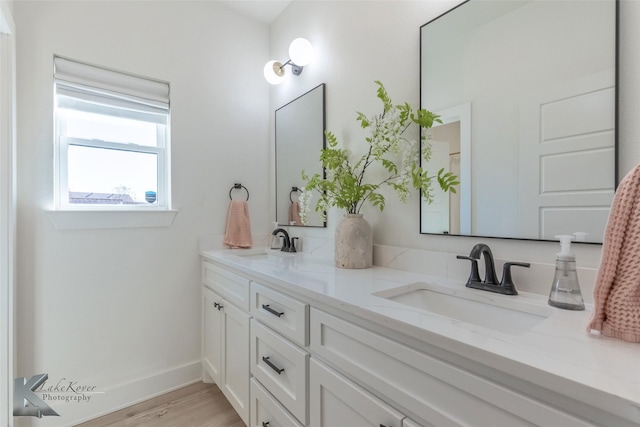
[262,304,284,317]
[262,356,285,374]
[262,422,270,427]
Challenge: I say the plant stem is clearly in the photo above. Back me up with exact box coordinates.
[357,144,374,187]
[355,173,401,214]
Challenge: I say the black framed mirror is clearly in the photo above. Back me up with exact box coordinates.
[275,83,326,227]
[420,0,617,243]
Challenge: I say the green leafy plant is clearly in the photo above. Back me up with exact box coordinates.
[300,81,459,224]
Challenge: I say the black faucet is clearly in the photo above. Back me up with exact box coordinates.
[457,243,530,295]
[272,228,297,253]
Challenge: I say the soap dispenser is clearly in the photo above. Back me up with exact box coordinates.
[270,222,282,250]
[548,235,585,310]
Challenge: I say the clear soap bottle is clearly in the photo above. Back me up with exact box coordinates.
[270,221,282,250]
[548,235,585,310]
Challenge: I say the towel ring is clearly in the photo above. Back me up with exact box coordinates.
[290,186,301,203]
[229,183,249,201]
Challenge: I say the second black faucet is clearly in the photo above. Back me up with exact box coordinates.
[272,228,297,253]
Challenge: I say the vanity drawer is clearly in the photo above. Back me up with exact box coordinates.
[202,261,250,311]
[251,282,309,346]
[251,319,309,425]
[310,308,595,427]
[250,378,304,427]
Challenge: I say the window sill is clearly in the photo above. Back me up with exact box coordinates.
[46,209,178,230]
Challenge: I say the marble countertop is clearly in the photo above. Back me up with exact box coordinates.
[201,248,640,422]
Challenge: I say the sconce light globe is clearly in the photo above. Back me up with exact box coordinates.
[264,60,285,85]
[289,38,314,67]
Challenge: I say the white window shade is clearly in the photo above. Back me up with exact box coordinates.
[53,56,169,105]
[56,85,168,125]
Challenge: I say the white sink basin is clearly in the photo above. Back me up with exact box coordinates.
[231,249,297,260]
[235,252,271,259]
[373,282,553,335]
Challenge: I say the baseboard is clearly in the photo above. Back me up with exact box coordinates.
[14,361,202,427]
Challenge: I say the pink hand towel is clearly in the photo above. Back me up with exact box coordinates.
[587,163,640,342]
[289,201,302,225]
[223,200,253,248]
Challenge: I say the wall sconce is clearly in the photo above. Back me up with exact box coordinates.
[264,38,314,85]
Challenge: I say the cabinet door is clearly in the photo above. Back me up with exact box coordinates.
[309,359,405,427]
[221,299,251,425]
[202,287,223,384]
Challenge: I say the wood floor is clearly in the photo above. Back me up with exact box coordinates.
[75,382,245,427]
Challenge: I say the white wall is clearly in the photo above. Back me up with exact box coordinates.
[0,1,15,425]
[13,1,270,425]
[270,0,640,274]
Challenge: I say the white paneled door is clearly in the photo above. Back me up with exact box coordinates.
[519,71,615,242]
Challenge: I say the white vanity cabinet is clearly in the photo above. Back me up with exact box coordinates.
[201,254,631,427]
[202,261,251,425]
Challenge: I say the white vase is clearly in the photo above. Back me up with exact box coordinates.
[335,213,372,269]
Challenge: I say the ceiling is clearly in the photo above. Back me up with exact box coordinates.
[220,0,292,24]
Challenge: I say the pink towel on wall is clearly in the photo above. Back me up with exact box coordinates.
[587,163,640,343]
[223,200,253,248]
[289,201,302,225]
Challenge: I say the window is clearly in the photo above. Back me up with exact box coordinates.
[53,56,170,210]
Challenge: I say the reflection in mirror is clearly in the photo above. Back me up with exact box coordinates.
[275,83,326,227]
[420,0,616,243]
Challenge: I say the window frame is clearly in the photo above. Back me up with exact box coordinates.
[55,135,169,210]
